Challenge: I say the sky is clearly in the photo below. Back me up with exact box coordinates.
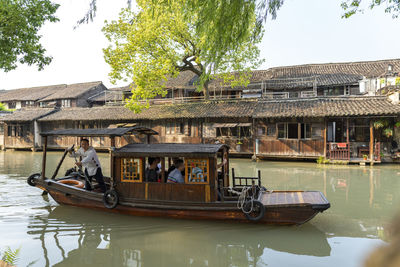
[0,0,400,90]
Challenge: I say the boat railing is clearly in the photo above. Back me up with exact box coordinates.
[232,168,261,188]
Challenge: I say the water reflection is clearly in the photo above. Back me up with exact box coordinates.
[2,152,400,266]
[27,205,331,267]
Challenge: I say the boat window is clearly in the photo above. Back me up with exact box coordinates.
[185,158,209,184]
[121,158,142,182]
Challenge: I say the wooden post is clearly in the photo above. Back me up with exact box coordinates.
[41,136,47,179]
[323,120,327,158]
[252,118,257,160]
[225,149,229,187]
[110,136,115,181]
[298,122,301,155]
[370,121,374,163]
[346,118,350,160]
[161,157,165,183]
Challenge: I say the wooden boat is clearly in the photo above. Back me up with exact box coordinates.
[28,127,330,225]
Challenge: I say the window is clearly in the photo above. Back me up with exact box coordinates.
[7,125,24,137]
[62,99,71,107]
[166,122,175,135]
[185,158,209,184]
[8,102,16,109]
[278,123,298,139]
[179,122,184,134]
[301,123,311,139]
[121,158,142,182]
[166,122,185,135]
[277,123,286,139]
[311,124,323,138]
[17,126,24,137]
[324,86,345,96]
[216,126,251,137]
[257,126,266,136]
[287,123,298,139]
[267,124,276,136]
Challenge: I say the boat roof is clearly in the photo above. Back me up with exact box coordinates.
[40,127,158,137]
[113,143,229,157]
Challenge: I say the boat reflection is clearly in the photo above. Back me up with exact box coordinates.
[27,205,331,267]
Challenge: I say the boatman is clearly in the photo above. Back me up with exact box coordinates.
[69,138,107,193]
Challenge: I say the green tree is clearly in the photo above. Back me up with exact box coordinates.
[0,0,59,72]
[341,0,400,18]
[103,0,264,112]
[0,102,7,111]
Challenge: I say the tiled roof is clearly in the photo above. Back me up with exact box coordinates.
[39,81,104,101]
[38,100,257,121]
[256,73,362,90]
[38,96,400,121]
[164,70,198,89]
[259,59,400,80]
[0,108,56,122]
[180,59,400,90]
[0,84,66,102]
[254,96,400,118]
[88,90,126,103]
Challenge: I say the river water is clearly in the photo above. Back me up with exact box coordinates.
[1,151,399,267]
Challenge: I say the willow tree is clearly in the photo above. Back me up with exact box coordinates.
[341,0,400,18]
[103,0,263,112]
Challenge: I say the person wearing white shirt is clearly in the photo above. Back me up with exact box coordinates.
[69,138,106,192]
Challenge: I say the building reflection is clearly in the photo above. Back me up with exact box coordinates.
[27,205,331,267]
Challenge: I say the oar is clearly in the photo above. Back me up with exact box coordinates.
[51,144,74,180]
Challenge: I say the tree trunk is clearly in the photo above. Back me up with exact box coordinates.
[203,80,210,100]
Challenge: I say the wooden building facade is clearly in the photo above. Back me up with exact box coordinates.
[0,97,384,163]
[0,108,56,150]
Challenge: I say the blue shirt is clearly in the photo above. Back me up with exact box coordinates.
[167,168,184,183]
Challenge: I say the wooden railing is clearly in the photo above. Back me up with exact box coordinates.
[300,91,317,98]
[102,90,323,106]
[328,142,350,160]
[262,92,289,99]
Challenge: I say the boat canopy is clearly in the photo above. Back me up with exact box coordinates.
[114,143,229,157]
[40,127,158,137]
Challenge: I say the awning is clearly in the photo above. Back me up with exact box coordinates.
[213,123,238,128]
[237,123,252,127]
[41,126,158,137]
[212,123,252,127]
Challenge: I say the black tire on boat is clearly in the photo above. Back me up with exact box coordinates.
[64,168,75,176]
[27,173,41,186]
[103,189,119,209]
[243,200,265,222]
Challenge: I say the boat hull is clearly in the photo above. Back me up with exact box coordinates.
[35,179,328,225]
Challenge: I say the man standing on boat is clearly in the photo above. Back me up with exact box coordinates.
[69,138,107,193]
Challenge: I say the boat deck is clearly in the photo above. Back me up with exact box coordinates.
[260,191,330,208]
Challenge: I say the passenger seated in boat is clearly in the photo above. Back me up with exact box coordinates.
[167,159,185,183]
[69,139,107,192]
[167,157,180,175]
[145,157,160,182]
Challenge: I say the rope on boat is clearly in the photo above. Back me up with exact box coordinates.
[228,186,273,214]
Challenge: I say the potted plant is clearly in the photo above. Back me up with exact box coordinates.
[363,154,368,161]
[373,119,388,129]
[384,128,393,138]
